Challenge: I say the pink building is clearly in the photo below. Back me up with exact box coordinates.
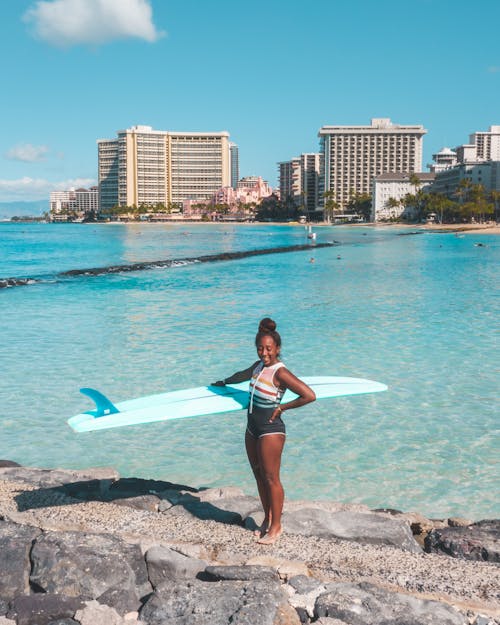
[214,176,272,207]
[181,177,273,219]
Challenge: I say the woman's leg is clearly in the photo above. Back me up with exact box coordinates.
[256,434,285,543]
[245,430,271,534]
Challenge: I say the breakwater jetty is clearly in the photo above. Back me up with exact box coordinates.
[0,242,337,289]
[0,461,498,625]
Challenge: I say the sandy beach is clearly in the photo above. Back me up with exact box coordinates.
[399,222,500,235]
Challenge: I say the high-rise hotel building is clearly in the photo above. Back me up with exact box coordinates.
[98,125,231,212]
[318,118,427,209]
[278,153,321,213]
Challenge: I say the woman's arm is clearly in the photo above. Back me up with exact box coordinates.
[269,368,316,421]
[212,361,260,386]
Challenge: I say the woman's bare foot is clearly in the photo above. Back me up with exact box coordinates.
[253,520,269,539]
[256,528,282,545]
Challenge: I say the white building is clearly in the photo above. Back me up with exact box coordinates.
[98,125,231,212]
[469,125,500,161]
[50,187,99,220]
[432,161,500,197]
[319,118,427,210]
[428,147,457,173]
[451,125,500,165]
[75,186,99,214]
[372,172,435,221]
[50,190,76,217]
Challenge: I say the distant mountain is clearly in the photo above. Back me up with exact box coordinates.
[0,200,48,220]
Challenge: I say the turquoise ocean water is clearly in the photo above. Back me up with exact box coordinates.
[0,222,498,520]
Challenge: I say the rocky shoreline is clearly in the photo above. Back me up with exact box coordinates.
[0,461,498,625]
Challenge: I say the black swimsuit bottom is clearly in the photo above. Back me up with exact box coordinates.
[247,405,286,438]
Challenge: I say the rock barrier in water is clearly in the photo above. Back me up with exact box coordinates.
[0,242,337,288]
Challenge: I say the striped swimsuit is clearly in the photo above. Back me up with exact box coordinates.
[247,361,286,438]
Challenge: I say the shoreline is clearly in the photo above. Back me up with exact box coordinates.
[3,219,500,235]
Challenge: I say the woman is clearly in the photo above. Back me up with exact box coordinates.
[213,318,315,545]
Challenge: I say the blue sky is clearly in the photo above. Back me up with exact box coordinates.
[1,0,499,203]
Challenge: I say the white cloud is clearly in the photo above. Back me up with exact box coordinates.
[6,143,49,162]
[0,176,96,201]
[23,0,165,47]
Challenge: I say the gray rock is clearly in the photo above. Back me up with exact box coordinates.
[140,578,300,625]
[210,495,261,520]
[314,581,467,624]
[181,500,245,524]
[0,521,41,600]
[97,586,142,615]
[0,460,21,468]
[197,486,247,501]
[424,520,500,562]
[203,565,280,582]
[283,509,422,553]
[110,494,160,512]
[47,620,79,625]
[0,599,9,616]
[145,545,208,587]
[0,466,118,489]
[74,600,125,625]
[288,575,324,594]
[107,477,196,500]
[162,499,243,524]
[6,594,85,625]
[30,531,149,605]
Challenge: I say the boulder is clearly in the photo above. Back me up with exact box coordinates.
[30,531,150,608]
[6,594,85,625]
[0,466,118,489]
[0,460,21,468]
[196,486,246,501]
[205,495,261,521]
[245,557,312,581]
[203,565,280,582]
[107,477,196,500]
[162,499,243,524]
[287,580,329,619]
[145,545,208,588]
[283,509,422,553]
[110,494,160,512]
[74,600,125,625]
[424,520,500,562]
[0,521,41,600]
[140,578,300,625]
[0,600,9,617]
[314,581,468,624]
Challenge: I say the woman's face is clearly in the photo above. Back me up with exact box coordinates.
[256,335,280,366]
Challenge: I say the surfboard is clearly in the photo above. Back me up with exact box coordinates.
[68,376,387,433]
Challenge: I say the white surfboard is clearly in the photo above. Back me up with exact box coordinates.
[68,376,387,433]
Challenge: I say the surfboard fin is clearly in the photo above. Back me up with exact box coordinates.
[80,387,120,418]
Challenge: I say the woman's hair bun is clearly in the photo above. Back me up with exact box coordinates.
[258,317,276,333]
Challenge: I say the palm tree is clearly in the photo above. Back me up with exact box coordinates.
[322,190,339,223]
[386,196,401,220]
